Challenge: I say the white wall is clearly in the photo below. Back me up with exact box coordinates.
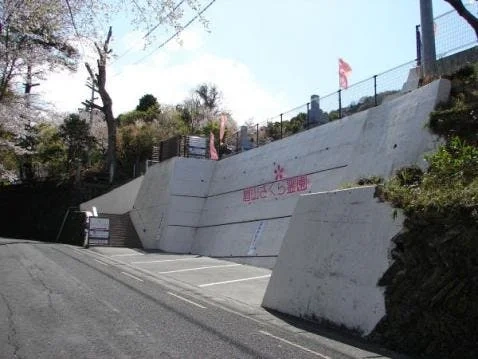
[87,79,450,267]
[262,186,405,335]
[159,158,215,252]
[130,157,215,251]
[130,159,176,249]
[80,176,143,214]
[191,79,449,266]
[81,78,450,333]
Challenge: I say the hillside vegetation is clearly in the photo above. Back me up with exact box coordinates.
[371,64,478,358]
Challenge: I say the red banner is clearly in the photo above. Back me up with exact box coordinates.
[339,58,352,89]
[209,132,219,160]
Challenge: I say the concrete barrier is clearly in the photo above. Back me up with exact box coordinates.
[262,186,405,335]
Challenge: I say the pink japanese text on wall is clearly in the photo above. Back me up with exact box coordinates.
[242,164,311,203]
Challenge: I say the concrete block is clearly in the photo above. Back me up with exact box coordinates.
[262,186,405,335]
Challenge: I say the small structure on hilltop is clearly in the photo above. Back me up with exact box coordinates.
[307,95,328,127]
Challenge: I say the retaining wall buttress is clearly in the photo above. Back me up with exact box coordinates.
[262,186,405,335]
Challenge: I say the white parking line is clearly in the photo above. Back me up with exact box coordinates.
[121,271,144,282]
[158,264,241,274]
[259,331,331,359]
[167,292,207,309]
[199,274,271,287]
[111,253,144,257]
[131,257,200,265]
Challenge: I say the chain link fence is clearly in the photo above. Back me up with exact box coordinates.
[218,58,418,158]
[422,1,478,59]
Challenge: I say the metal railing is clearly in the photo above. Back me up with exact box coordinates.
[221,58,417,156]
[150,135,209,165]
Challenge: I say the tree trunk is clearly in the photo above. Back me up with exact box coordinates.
[85,26,116,183]
[104,105,116,183]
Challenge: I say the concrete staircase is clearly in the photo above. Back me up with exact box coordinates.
[100,213,143,248]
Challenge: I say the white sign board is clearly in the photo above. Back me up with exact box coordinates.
[248,221,265,256]
[88,217,110,245]
[188,136,207,157]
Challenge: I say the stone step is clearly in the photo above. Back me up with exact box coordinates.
[93,213,142,248]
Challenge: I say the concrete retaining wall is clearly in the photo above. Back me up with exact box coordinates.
[262,186,405,335]
[83,79,450,267]
[130,157,215,251]
[80,176,143,215]
[191,79,449,266]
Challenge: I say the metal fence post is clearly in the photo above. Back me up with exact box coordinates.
[256,123,259,147]
[373,75,378,106]
[280,114,283,139]
[306,102,310,129]
[416,25,422,66]
[236,131,239,153]
[338,90,342,119]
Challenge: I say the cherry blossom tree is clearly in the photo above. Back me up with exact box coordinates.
[1,0,212,183]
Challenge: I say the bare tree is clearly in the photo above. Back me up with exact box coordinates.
[195,83,220,111]
[84,27,116,183]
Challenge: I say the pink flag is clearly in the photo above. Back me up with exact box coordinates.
[209,132,219,160]
[338,58,352,89]
[219,114,226,144]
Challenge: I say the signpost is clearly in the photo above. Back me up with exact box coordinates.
[88,217,110,246]
[187,136,207,158]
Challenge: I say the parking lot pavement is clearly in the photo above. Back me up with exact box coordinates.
[88,247,272,307]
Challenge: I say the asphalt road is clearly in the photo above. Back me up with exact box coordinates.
[0,238,397,359]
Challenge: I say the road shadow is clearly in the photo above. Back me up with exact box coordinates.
[263,308,414,359]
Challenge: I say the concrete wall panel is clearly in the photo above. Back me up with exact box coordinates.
[193,217,291,268]
[80,176,143,214]
[130,159,176,249]
[262,186,405,335]
[160,226,197,253]
[130,157,215,251]
[169,158,215,197]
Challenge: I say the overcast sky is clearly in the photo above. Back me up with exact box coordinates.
[39,0,470,125]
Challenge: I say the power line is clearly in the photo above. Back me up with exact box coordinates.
[113,0,187,63]
[143,0,187,40]
[133,0,217,65]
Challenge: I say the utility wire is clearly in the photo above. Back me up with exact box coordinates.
[133,0,216,65]
[143,0,187,40]
[113,0,187,63]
